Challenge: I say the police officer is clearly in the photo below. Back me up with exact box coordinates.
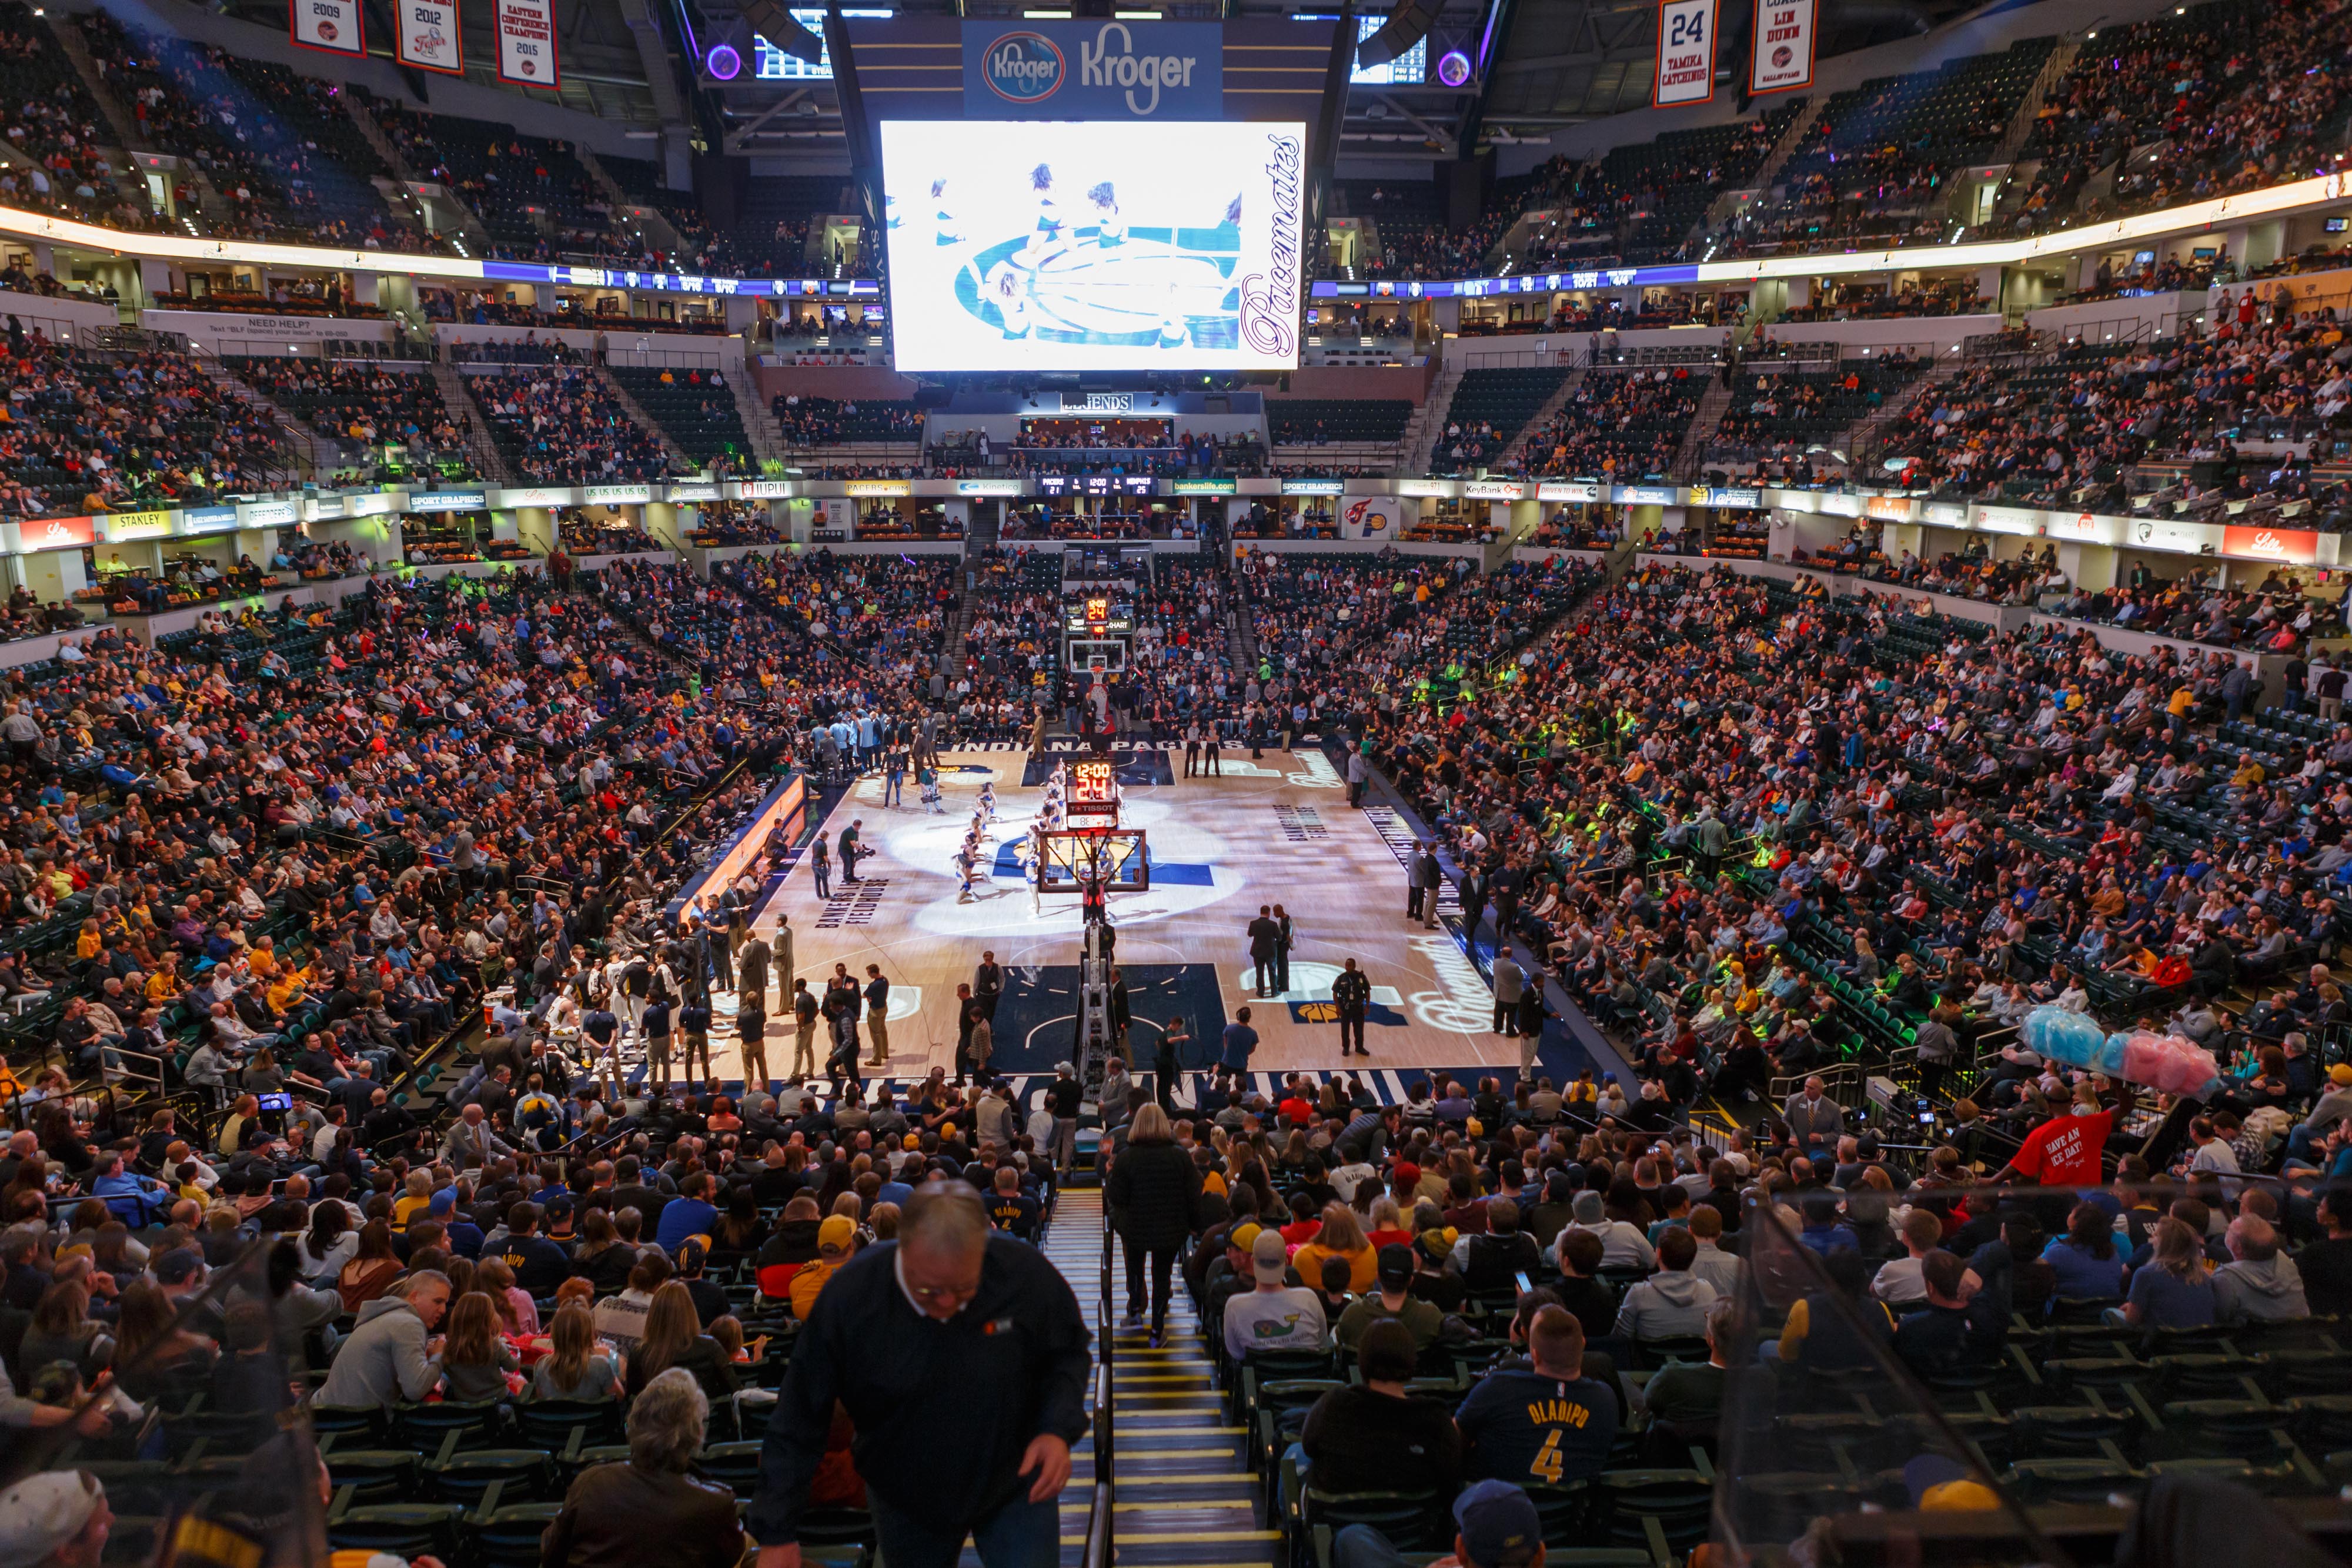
[1333,957,1371,1058]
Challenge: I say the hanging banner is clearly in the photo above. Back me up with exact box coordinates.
[496,0,560,86]
[1750,0,1813,93]
[290,0,365,56]
[1653,0,1715,106]
[399,0,465,73]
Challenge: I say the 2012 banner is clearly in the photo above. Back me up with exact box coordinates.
[1750,0,1814,93]
[1653,0,1715,106]
[496,0,560,86]
[399,0,464,73]
[289,0,364,57]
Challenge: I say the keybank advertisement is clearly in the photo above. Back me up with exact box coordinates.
[964,21,1222,117]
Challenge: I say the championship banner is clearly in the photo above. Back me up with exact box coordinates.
[399,0,464,73]
[496,0,559,86]
[1653,0,1714,106]
[289,0,364,57]
[1750,0,1813,93]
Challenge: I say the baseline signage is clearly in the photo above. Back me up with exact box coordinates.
[22,515,95,551]
[102,510,173,542]
[955,479,1025,497]
[964,21,1222,118]
[1171,478,1237,496]
[1281,479,1345,496]
[290,0,365,56]
[495,0,560,86]
[398,0,464,73]
[1653,0,1715,106]
[1750,0,1813,94]
[406,491,488,514]
[2221,524,2320,566]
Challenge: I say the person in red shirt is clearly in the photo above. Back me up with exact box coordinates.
[2001,1082,2122,1187]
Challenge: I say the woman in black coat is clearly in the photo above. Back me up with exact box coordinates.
[1105,1102,1202,1346]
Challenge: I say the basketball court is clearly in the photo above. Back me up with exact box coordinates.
[696,744,1589,1106]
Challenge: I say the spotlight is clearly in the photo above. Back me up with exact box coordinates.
[706,42,742,79]
[1436,49,1470,86]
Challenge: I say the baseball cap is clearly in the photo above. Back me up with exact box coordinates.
[1394,1161,1421,1186]
[2331,1064,2352,1088]
[1250,1228,1289,1284]
[904,1134,923,1151]
[1452,1480,1543,1568]
[543,1195,574,1221]
[1902,1455,2002,1513]
[0,1472,104,1568]
[428,1190,456,1216]
[1375,1243,1414,1290]
[818,1215,857,1252]
[1228,1222,1263,1255]
[674,1236,708,1272]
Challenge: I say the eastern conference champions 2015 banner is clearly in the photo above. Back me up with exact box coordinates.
[879,118,1305,373]
[963,20,1223,118]
[399,0,463,73]
[1653,0,1714,106]
[1750,0,1814,93]
[289,0,363,57]
[496,0,560,86]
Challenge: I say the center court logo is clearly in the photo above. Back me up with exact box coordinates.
[983,32,1066,102]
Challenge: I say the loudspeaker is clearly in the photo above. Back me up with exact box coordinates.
[739,0,823,65]
[1357,0,1441,69]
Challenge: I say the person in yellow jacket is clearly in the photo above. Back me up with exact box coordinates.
[789,1214,860,1319]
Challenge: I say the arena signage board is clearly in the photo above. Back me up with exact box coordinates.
[955,479,1026,496]
[398,0,464,73]
[495,0,560,86]
[1616,485,1679,506]
[1280,479,1345,496]
[732,480,795,499]
[102,510,175,541]
[583,484,653,505]
[1338,494,1407,539]
[1652,0,1715,106]
[496,487,575,508]
[1396,479,1453,498]
[2220,524,2320,565]
[1861,493,1913,521]
[1749,0,1813,93]
[2046,511,2123,545]
[1463,481,1527,500]
[237,500,300,527]
[181,506,240,531]
[2127,518,2218,556]
[1171,478,1238,495]
[878,119,1305,373]
[1689,486,1762,509]
[666,483,721,503]
[963,21,1222,118]
[21,515,96,551]
[845,480,911,497]
[1536,482,1603,503]
[407,491,488,513]
[1973,505,2042,536]
[290,0,365,56]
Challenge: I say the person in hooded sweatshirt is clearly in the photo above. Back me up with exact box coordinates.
[1612,1226,1719,1342]
[2213,1214,2310,1325]
[1555,1189,1654,1272]
[316,1270,450,1409]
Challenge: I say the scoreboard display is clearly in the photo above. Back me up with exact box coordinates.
[1067,758,1119,821]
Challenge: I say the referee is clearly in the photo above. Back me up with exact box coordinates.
[751,1182,1092,1568]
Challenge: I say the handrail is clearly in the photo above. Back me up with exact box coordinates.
[1085,1218,1115,1568]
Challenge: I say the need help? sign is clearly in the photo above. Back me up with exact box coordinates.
[964,20,1222,117]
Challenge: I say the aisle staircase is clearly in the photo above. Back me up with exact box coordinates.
[1043,1191,1278,1568]
[1398,362,1466,477]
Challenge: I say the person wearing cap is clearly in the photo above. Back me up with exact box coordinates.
[1222,1228,1327,1359]
[0,1470,112,1568]
[1455,1304,1618,1489]
[1334,1478,1545,1568]
[1556,1191,1653,1273]
[751,1181,1089,1568]
[1335,1244,1445,1353]
[789,1215,861,1319]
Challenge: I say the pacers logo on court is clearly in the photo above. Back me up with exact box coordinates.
[984,32,1067,102]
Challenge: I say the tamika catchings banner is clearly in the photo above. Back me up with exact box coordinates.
[963,20,1224,118]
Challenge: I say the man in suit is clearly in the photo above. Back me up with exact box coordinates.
[1785,1076,1845,1160]
[838,819,864,883]
[737,931,772,1015]
[1247,906,1281,998]
[1409,843,1442,928]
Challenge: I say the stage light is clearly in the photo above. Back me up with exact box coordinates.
[1436,49,1470,85]
[706,42,743,79]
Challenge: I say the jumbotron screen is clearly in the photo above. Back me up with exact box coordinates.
[878,119,1308,372]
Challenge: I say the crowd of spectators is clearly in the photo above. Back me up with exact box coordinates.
[0,332,293,521]
[225,359,475,476]
[683,504,784,549]
[718,549,960,691]
[774,398,923,448]
[1502,369,1703,482]
[470,369,683,486]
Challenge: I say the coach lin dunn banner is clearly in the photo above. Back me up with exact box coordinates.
[964,20,1223,118]
[1750,0,1813,93]
[1652,0,1714,106]
[399,0,463,73]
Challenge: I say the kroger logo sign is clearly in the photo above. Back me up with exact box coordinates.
[964,20,1220,118]
[982,31,1065,102]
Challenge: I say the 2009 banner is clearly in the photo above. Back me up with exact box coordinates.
[496,0,560,86]
[1750,0,1814,93]
[1653,0,1714,106]
[399,0,464,73]
[289,0,363,56]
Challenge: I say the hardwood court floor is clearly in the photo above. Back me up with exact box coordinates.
[707,747,1530,1085]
